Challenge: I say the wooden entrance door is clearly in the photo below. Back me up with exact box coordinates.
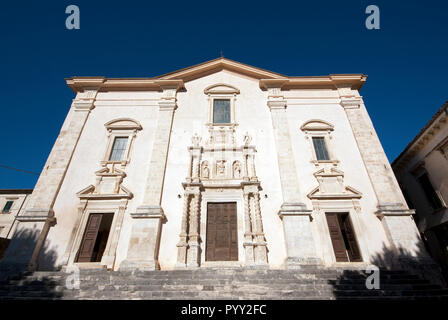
[206,202,238,261]
[77,213,113,263]
[326,213,362,262]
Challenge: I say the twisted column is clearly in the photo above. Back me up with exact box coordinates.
[187,192,201,268]
[253,192,268,265]
[243,192,255,265]
[175,193,190,268]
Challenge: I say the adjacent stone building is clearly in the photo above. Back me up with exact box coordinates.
[0,58,435,276]
[393,102,448,280]
[0,189,32,260]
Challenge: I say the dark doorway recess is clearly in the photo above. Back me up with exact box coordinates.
[326,212,362,262]
[76,213,114,263]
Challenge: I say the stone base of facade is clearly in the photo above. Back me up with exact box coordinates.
[284,257,323,269]
[119,260,160,271]
[398,257,446,287]
[278,202,322,269]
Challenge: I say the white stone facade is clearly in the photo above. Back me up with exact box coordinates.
[0,58,431,273]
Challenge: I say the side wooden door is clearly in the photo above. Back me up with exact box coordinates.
[340,214,362,262]
[77,213,103,262]
[326,213,349,262]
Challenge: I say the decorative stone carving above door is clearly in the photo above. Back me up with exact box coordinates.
[177,129,268,268]
[307,167,362,200]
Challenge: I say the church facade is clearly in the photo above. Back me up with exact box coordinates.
[1,58,431,272]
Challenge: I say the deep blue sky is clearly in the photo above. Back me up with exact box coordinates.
[0,0,447,189]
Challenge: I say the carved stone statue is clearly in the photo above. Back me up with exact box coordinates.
[243,132,252,146]
[216,160,226,177]
[233,161,242,179]
[201,161,210,179]
[192,133,201,147]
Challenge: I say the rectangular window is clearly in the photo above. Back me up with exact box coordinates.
[2,201,13,213]
[312,137,330,161]
[417,173,443,210]
[109,137,128,161]
[213,99,231,124]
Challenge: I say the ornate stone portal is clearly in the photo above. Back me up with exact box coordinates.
[176,127,268,268]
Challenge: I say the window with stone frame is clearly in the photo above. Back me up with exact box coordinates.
[417,172,444,211]
[301,119,337,165]
[109,137,129,161]
[102,118,142,166]
[2,201,13,214]
[213,99,231,124]
[204,84,240,126]
[312,136,330,161]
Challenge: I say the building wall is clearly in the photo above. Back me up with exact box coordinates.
[394,119,448,232]
[0,191,31,239]
[43,91,161,269]
[36,70,397,270]
[393,104,448,280]
[285,94,387,262]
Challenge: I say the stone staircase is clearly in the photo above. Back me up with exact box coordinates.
[0,267,447,300]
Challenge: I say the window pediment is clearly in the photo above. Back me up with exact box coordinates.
[104,118,142,131]
[300,119,334,132]
[204,83,240,95]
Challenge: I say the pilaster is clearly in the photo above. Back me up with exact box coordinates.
[242,183,268,267]
[0,89,98,273]
[243,192,255,266]
[266,88,320,269]
[122,85,180,270]
[119,206,166,271]
[267,99,303,204]
[142,98,177,205]
[175,194,190,268]
[176,185,202,269]
[338,88,435,270]
[186,190,201,268]
[278,204,321,268]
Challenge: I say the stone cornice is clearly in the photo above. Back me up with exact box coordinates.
[260,74,367,91]
[340,97,363,109]
[66,77,184,93]
[19,208,55,222]
[156,57,287,81]
[392,102,448,170]
[66,59,366,93]
[158,100,177,111]
[131,205,166,220]
[278,202,313,220]
[375,209,415,220]
[267,100,287,110]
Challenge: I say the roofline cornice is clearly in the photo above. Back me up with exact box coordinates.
[155,57,287,81]
[65,77,184,93]
[392,101,448,169]
[65,59,367,92]
[260,74,367,90]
